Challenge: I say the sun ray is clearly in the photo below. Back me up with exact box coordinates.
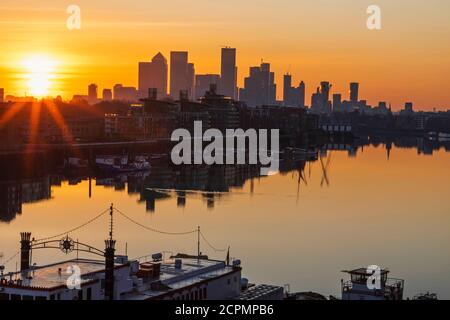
[0,102,27,127]
[24,101,42,168]
[44,100,82,158]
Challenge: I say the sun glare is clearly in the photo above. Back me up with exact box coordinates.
[22,55,58,97]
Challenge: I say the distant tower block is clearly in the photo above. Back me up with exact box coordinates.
[88,84,98,100]
[139,52,168,100]
[350,82,359,103]
[221,47,237,99]
[102,89,112,101]
[170,51,189,99]
[283,74,292,105]
[404,102,413,113]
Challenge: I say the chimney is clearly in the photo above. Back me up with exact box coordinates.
[104,239,116,300]
[20,232,32,272]
[148,88,157,100]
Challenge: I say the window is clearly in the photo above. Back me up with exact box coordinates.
[190,292,194,300]
[203,288,207,300]
[194,290,198,300]
[50,294,55,300]
[10,294,21,300]
[35,296,47,301]
[23,295,33,301]
[57,293,61,300]
[87,288,92,301]
[78,289,83,300]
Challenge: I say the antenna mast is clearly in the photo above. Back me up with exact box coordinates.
[109,203,114,241]
[197,226,200,260]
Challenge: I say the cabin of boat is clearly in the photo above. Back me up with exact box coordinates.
[341,268,404,300]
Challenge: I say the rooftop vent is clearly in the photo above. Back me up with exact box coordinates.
[152,253,163,262]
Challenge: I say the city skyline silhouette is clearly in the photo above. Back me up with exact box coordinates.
[0,0,449,110]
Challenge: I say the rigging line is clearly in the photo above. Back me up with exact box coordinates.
[34,208,110,242]
[113,207,197,236]
[200,231,227,253]
[2,251,19,266]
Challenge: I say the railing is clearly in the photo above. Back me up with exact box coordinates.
[342,278,404,299]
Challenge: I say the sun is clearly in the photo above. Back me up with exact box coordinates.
[22,55,58,97]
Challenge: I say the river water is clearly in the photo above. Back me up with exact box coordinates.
[1,140,449,299]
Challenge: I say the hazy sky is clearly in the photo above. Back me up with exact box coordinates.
[0,0,449,110]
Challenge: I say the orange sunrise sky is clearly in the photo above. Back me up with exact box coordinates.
[0,0,449,110]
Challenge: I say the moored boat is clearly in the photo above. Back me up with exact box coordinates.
[95,155,150,173]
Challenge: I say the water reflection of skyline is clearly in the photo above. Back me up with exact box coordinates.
[1,135,449,223]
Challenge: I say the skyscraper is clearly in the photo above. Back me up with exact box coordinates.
[297,81,305,108]
[138,52,168,100]
[195,74,220,100]
[404,102,414,113]
[320,81,331,106]
[0,88,4,103]
[333,93,342,112]
[102,89,112,101]
[220,47,237,99]
[187,63,195,100]
[310,82,332,114]
[170,51,189,100]
[283,74,292,105]
[350,82,359,103]
[239,62,276,107]
[88,84,98,103]
[283,74,305,107]
[113,84,137,101]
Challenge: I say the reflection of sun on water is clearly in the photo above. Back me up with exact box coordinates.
[22,55,58,97]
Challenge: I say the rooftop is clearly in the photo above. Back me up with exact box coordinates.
[343,268,389,276]
[1,259,124,290]
[236,284,283,300]
[123,257,238,300]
